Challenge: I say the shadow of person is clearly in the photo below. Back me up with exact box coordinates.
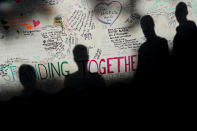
[135,15,170,92]
[11,64,47,102]
[173,2,197,58]
[173,2,197,91]
[62,45,106,96]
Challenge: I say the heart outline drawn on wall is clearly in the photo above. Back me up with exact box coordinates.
[94,1,122,26]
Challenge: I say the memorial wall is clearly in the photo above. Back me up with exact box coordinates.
[1,0,197,100]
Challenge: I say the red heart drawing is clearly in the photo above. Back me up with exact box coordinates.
[33,20,40,27]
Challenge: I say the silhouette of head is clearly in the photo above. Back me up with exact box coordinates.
[73,45,89,65]
[140,15,155,39]
[175,2,188,24]
[19,64,37,89]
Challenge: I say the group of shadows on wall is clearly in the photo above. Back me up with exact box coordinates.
[8,2,197,102]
